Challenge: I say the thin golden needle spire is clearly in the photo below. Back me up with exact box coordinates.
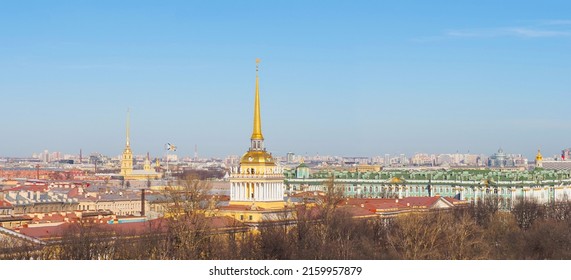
[126,108,131,147]
[251,58,264,140]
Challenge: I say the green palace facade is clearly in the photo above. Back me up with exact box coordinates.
[284,166,571,206]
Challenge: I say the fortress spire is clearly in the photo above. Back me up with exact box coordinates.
[126,108,131,147]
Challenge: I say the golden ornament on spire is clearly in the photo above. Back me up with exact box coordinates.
[536,149,543,161]
[251,58,264,140]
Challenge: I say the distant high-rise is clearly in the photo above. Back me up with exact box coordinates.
[286,152,295,163]
[43,150,49,163]
[194,144,198,161]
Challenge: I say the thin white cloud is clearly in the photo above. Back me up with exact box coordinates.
[504,27,571,38]
[445,27,571,39]
[446,29,501,38]
[412,20,571,42]
[540,19,571,26]
[61,63,133,70]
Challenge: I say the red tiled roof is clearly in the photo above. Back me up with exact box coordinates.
[208,216,245,229]
[338,206,376,217]
[341,198,407,210]
[41,213,65,223]
[19,220,160,239]
[19,224,68,239]
[337,196,463,217]
[443,197,469,205]
[399,196,441,208]
[66,187,80,198]
[0,200,13,208]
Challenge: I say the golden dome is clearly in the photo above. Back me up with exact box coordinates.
[240,150,276,166]
[536,149,543,161]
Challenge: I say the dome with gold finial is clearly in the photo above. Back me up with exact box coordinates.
[240,150,276,165]
[536,149,543,161]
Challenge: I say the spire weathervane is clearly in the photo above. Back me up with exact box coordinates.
[256,58,261,72]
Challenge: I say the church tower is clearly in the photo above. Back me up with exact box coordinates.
[121,110,134,176]
[144,152,152,172]
[535,149,543,169]
[230,59,285,208]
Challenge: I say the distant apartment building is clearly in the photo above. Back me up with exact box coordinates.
[411,154,435,166]
[539,148,571,171]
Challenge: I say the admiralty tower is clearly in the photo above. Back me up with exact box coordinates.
[229,59,285,209]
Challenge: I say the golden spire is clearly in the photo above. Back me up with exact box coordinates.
[126,108,131,147]
[251,58,264,140]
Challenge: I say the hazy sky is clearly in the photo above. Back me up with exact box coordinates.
[1,1,570,159]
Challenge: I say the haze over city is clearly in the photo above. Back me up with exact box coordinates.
[1,1,570,159]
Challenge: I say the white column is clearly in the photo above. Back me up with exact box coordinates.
[262,183,266,201]
[241,183,245,200]
[234,183,238,200]
[231,183,234,200]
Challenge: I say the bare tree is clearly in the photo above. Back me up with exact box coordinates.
[45,222,115,260]
[387,212,446,259]
[511,198,543,230]
[158,175,217,259]
[469,194,502,227]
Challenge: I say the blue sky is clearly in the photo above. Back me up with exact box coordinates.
[1,1,570,159]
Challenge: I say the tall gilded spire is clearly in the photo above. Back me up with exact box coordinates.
[251,58,264,140]
[126,108,131,147]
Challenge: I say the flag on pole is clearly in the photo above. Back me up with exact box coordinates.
[165,143,177,151]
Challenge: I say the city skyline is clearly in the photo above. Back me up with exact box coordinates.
[1,1,570,159]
